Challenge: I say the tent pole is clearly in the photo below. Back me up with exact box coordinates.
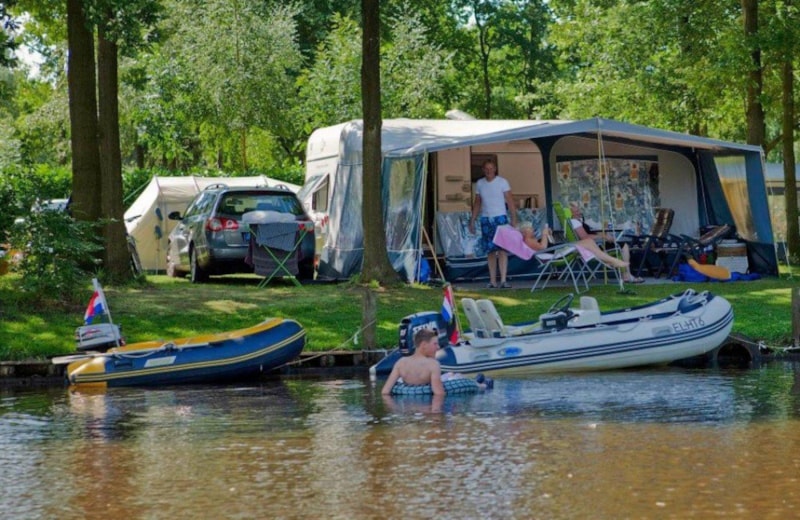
[421,226,445,282]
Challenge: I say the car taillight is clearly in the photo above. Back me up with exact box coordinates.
[206,217,239,232]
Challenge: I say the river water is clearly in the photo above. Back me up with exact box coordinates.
[3,362,800,519]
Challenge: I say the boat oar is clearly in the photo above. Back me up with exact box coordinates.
[51,353,98,365]
[51,339,216,365]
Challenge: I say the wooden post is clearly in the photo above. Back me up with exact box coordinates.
[362,287,377,349]
[793,288,800,348]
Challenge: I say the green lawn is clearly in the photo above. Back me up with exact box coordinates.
[0,271,796,361]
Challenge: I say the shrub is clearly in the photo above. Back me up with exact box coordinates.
[8,210,104,303]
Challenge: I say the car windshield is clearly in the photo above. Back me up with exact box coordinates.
[218,193,304,218]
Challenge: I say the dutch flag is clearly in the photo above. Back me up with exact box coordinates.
[84,279,109,324]
[441,283,459,344]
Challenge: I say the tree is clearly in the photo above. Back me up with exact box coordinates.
[742,0,766,147]
[97,8,127,279]
[66,0,101,223]
[167,0,303,170]
[64,0,161,280]
[360,0,396,286]
[770,0,800,260]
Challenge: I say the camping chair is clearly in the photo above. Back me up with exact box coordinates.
[626,208,675,277]
[247,220,310,287]
[556,202,624,285]
[662,224,734,277]
[646,224,733,278]
[530,243,587,293]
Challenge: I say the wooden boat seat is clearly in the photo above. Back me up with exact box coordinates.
[461,298,489,338]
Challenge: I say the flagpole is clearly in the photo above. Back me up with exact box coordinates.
[444,282,462,343]
[92,278,121,347]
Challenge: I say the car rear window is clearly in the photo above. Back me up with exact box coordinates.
[218,193,305,218]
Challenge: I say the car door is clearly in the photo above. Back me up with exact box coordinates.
[171,193,213,269]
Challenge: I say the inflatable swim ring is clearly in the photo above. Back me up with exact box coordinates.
[390,377,480,396]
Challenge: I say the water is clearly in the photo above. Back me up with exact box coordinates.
[3,362,800,519]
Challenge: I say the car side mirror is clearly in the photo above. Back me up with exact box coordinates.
[167,211,182,221]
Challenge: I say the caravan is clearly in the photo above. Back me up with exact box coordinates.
[300,118,776,282]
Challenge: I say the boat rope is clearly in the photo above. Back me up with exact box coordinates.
[279,318,378,367]
[730,334,794,354]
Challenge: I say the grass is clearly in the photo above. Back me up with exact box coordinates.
[0,270,797,361]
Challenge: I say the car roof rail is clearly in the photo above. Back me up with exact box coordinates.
[204,182,229,191]
[273,184,292,191]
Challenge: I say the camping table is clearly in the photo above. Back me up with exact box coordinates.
[248,221,310,287]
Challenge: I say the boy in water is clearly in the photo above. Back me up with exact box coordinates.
[381,329,492,396]
[381,329,444,396]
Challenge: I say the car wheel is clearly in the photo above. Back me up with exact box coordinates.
[190,247,208,283]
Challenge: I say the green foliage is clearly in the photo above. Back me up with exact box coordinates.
[7,210,103,303]
[0,163,71,221]
[0,178,15,241]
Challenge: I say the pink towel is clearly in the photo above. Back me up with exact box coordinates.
[493,225,535,260]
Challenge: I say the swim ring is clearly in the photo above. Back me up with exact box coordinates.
[390,377,480,396]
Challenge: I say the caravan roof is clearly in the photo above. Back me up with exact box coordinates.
[307,118,762,163]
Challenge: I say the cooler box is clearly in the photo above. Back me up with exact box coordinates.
[715,240,748,273]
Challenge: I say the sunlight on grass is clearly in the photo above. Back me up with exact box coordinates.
[203,299,260,313]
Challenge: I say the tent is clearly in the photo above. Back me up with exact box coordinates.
[301,118,776,281]
[125,175,300,272]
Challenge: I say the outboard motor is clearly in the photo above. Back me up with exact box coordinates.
[398,311,449,356]
[75,323,123,352]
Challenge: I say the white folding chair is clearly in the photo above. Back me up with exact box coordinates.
[530,244,588,293]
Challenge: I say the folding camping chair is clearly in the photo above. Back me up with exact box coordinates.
[626,207,675,277]
[248,221,310,287]
[555,202,624,286]
[659,224,734,277]
[530,243,587,293]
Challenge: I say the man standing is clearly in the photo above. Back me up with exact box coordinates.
[469,159,516,288]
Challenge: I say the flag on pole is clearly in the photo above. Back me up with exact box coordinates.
[441,283,459,344]
[84,278,109,324]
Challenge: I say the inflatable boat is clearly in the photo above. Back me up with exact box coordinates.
[60,318,305,387]
[371,290,733,377]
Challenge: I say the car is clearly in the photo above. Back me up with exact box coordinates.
[13,198,71,226]
[165,184,315,283]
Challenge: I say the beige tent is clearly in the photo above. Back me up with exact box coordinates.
[124,175,299,272]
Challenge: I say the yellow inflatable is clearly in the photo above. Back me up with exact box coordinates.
[687,258,731,281]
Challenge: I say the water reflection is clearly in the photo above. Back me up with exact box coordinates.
[1,362,800,518]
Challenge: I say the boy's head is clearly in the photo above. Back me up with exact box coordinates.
[413,328,439,354]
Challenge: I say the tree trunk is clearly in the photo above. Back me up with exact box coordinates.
[742,0,765,147]
[782,58,800,262]
[361,0,397,347]
[66,0,101,222]
[98,18,133,281]
[475,13,492,118]
[361,0,396,285]
[134,143,146,169]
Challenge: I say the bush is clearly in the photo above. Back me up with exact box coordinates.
[8,210,104,303]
